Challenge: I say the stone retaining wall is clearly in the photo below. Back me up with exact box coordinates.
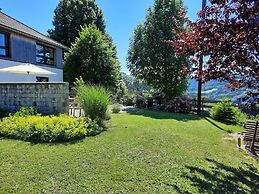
[0,82,69,114]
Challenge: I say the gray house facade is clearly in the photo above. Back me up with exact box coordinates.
[0,11,67,82]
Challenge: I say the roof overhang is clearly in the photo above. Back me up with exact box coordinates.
[0,24,68,50]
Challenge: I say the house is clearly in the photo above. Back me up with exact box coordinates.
[0,11,67,82]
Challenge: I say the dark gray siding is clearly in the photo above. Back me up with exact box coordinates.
[56,47,63,69]
[9,32,63,68]
[11,34,36,63]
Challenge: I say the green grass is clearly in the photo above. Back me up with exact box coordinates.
[0,110,258,193]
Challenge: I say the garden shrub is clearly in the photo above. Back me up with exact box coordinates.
[110,103,122,114]
[0,107,38,119]
[75,77,110,122]
[135,95,147,108]
[14,107,38,117]
[87,119,107,136]
[164,96,190,113]
[0,114,105,143]
[210,99,247,125]
[122,94,135,106]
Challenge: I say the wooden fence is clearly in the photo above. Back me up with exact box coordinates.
[190,99,259,116]
[189,99,221,113]
[68,97,258,117]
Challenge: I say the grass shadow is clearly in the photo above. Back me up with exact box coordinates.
[0,129,108,147]
[127,109,202,121]
[0,135,85,146]
[170,158,259,193]
[203,117,233,133]
[30,138,85,146]
[29,129,109,146]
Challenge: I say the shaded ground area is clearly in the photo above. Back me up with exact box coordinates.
[170,158,259,194]
[0,110,258,193]
[127,109,202,121]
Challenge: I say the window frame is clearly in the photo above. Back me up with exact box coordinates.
[0,31,10,58]
[36,43,55,66]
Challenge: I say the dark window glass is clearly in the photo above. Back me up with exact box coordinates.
[36,56,45,63]
[0,48,6,56]
[36,44,55,65]
[46,58,54,65]
[0,32,9,57]
[45,47,54,58]
[36,45,44,56]
[0,33,5,47]
[36,76,49,82]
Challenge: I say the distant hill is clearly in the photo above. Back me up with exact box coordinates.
[187,79,247,101]
[121,72,150,93]
[122,73,248,101]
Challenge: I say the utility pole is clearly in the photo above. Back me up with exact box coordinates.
[197,0,207,115]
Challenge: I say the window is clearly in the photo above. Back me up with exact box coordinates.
[36,44,55,65]
[36,76,49,82]
[0,32,10,57]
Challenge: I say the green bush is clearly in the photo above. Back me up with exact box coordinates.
[0,114,105,143]
[248,114,259,121]
[75,77,110,122]
[13,107,38,117]
[0,107,38,119]
[87,119,107,136]
[110,103,122,114]
[210,99,247,125]
[135,95,147,108]
[122,94,135,106]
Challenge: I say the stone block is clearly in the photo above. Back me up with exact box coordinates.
[0,83,69,114]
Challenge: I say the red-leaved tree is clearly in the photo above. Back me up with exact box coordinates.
[168,0,259,90]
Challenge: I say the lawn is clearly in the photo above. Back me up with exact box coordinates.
[0,110,258,193]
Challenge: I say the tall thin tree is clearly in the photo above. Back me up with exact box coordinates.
[127,0,190,102]
[197,0,207,115]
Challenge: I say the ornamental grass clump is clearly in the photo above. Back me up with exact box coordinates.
[75,77,110,122]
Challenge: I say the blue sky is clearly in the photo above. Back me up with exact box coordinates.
[1,0,201,73]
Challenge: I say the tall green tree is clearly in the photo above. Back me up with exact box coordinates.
[64,24,122,93]
[127,0,190,102]
[48,0,105,47]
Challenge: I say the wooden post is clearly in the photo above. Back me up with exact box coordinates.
[197,0,207,115]
[197,57,203,115]
[250,121,258,151]
[202,98,204,112]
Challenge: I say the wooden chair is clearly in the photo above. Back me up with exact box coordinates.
[243,120,259,151]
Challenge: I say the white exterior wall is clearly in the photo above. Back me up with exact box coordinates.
[0,59,63,82]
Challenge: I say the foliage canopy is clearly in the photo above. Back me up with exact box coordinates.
[127,0,190,101]
[64,24,123,94]
[169,0,259,90]
[48,0,105,47]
